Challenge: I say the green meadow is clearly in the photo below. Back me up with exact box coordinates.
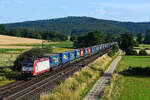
[102,56,150,100]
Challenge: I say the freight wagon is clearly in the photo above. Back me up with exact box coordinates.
[69,51,75,61]
[75,50,80,58]
[80,49,84,57]
[60,52,69,63]
[84,48,88,55]
[44,54,60,68]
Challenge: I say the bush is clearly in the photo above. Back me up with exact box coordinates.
[108,50,115,57]
[139,50,147,55]
[14,47,52,71]
[112,45,119,52]
[125,46,137,55]
[126,49,137,55]
[108,45,119,57]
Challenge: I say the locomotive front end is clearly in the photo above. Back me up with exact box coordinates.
[21,61,34,78]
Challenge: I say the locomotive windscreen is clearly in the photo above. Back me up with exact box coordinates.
[23,61,33,67]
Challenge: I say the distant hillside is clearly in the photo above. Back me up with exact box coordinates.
[3,16,150,35]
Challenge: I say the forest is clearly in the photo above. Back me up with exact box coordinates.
[3,16,150,35]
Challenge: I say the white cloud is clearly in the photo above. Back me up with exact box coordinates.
[60,5,68,9]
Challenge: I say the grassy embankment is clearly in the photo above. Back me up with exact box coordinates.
[101,56,150,100]
[40,51,119,100]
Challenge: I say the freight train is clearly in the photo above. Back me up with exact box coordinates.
[21,42,117,78]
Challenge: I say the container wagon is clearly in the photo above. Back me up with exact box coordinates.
[80,49,84,57]
[44,54,60,68]
[84,48,88,55]
[59,52,69,63]
[75,50,80,58]
[88,47,91,54]
[68,51,75,61]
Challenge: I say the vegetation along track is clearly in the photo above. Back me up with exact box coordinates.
[0,48,111,100]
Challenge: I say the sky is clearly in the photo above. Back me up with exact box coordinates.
[0,0,150,24]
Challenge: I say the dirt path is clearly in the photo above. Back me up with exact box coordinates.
[83,50,122,100]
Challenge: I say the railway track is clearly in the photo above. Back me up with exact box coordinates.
[0,48,111,100]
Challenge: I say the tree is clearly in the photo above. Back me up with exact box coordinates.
[0,25,7,35]
[144,29,150,44]
[74,30,105,48]
[137,32,142,44]
[120,32,135,55]
[70,35,78,41]
[105,33,116,42]
[36,34,42,39]
[9,28,21,37]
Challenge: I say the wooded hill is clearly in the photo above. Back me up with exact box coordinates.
[3,16,150,35]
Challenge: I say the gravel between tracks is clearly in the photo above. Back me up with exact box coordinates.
[83,50,122,100]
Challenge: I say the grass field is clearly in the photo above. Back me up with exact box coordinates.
[0,35,42,44]
[116,56,150,100]
[101,56,150,100]
[0,35,73,49]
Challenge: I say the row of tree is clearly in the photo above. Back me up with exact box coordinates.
[73,30,119,48]
[137,29,150,44]
[0,25,68,41]
[73,30,139,55]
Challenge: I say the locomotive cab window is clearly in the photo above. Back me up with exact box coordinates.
[23,61,33,67]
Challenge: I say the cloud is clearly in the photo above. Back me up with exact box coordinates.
[60,5,68,9]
